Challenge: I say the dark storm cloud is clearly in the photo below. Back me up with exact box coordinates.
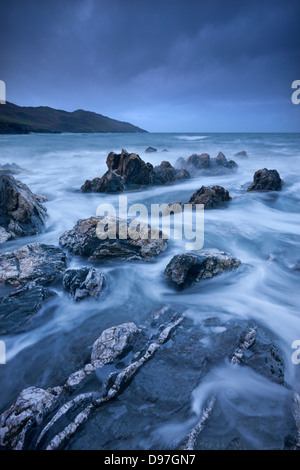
[1,0,299,131]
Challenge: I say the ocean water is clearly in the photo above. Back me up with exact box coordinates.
[0,132,300,449]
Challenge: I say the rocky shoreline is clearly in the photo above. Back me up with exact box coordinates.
[0,147,295,451]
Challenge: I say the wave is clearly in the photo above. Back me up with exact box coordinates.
[175,135,208,141]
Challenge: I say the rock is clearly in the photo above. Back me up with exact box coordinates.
[59,216,168,261]
[145,146,157,153]
[188,185,231,209]
[0,282,56,335]
[234,150,248,159]
[0,162,28,175]
[35,194,48,203]
[0,174,47,240]
[63,267,106,301]
[106,149,154,186]
[153,161,190,185]
[91,322,138,364]
[0,227,11,244]
[177,152,238,176]
[161,149,168,152]
[0,386,61,450]
[0,242,67,287]
[164,249,241,288]
[81,170,124,193]
[247,168,283,191]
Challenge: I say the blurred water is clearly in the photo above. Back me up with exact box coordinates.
[0,132,299,449]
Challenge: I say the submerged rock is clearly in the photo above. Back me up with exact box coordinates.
[188,185,231,209]
[59,216,168,261]
[0,242,67,287]
[234,150,248,159]
[177,151,238,176]
[0,174,47,242]
[81,170,124,193]
[63,267,106,301]
[145,146,157,153]
[0,282,56,335]
[0,162,28,175]
[247,168,283,191]
[153,161,190,184]
[165,249,241,288]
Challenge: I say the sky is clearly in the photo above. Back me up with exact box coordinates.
[1,0,300,132]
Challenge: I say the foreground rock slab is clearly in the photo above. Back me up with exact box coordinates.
[59,216,168,261]
[63,267,106,301]
[247,168,283,191]
[0,242,67,287]
[165,249,241,288]
[0,175,47,243]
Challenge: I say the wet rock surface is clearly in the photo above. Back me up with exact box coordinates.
[247,168,283,191]
[0,282,56,335]
[81,149,190,192]
[0,175,47,242]
[0,162,28,175]
[59,216,168,261]
[0,242,67,287]
[63,267,106,301]
[188,185,231,209]
[234,150,248,159]
[177,151,238,176]
[164,249,241,289]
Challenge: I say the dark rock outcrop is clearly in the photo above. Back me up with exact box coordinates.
[247,168,283,192]
[145,146,157,153]
[188,185,231,209]
[177,151,238,176]
[59,216,168,261]
[0,174,47,243]
[0,282,56,335]
[0,163,28,175]
[0,242,67,287]
[165,249,241,288]
[82,149,190,193]
[63,267,106,301]
[81,170,124,193]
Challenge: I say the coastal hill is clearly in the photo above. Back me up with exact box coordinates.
[0,102,147,134]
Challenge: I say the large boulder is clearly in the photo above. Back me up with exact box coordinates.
[188,185,231,209]
[0,243,67,287]
[0,282,56,335]
[234,150,248,159]
[165,249,241,288]
[153,161,190,184]
[106,149,154,186]
[81,170,124,193]
[63,267,106,301]
[177,151,238,176]
[247,168,283,191]
[59,216,168,261]
[0,174,47,242]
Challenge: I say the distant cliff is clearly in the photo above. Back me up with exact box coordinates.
[0,102,147,134]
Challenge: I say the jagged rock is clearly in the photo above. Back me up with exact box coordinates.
[0,386,62,450]
[145,146,157,153]
[35,194,48,203]
[106,149,154,186]
[165,249,241,288]
[0,282,56,335]
[63,267,106,301]
[0,174,47,241]
[234,150,248,159]
[81,149,190,192]
[247,168,283,191]
[59,216,168,261]
[81,170,124,193]
[177,151,238,176]
[0,162,28,175]
[153,161,190,184]
[188,185,231,209]
[0,242,67,287]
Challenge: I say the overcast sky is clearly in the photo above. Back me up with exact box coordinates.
[1,0,299,132]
